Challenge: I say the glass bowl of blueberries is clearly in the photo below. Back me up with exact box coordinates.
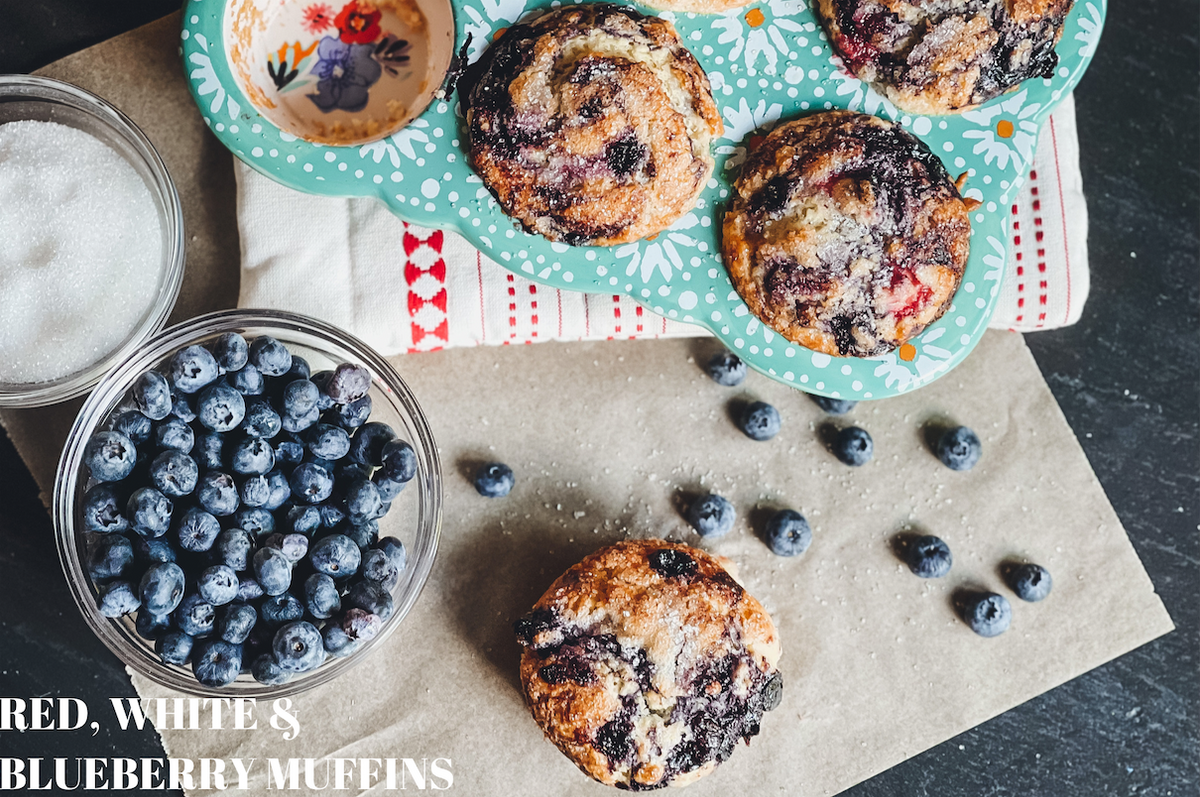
[52,309,442,696]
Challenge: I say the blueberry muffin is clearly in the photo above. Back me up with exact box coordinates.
[817,0,1075,115]
[464,4,723,246]
[515,539,782,790]
[722,111,970,358]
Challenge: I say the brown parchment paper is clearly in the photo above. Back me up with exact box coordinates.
[0,14,1174,797]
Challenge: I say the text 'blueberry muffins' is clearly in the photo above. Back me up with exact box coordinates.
[515,539,782,790]
[817,0,1075,115]
[722,111,970,358]
[464,4,723,246]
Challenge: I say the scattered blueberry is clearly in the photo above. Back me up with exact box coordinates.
[833,426,873,466]
[1009,563,1052,602]
[740,401,781,441]
[473,462,514,498]
[210,332,249,372]
[133,371,172,420]
[273,435,304,466]
[961,592,1012,637]
[686,494,736,538]
[262,470,291,511]
[234,508,277,538]
[265,533,308,564]
[84,431,136,483]
[936,426,982,471]
[236,578,265,602]
[192,639,242,687]
[166,345,219,394]
[810,395,857,415]
[764,510,812,557]
[376,537,407,573]
[273,621,325,673]
[905,535,952,578]
[280,406,319,434]
[249,336,292,377]
[706,351,746,386]
[286,505,323,536]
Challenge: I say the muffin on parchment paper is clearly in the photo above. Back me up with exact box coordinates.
[722,111,971,358]
[514,539,783,790]
[816,0,1075,115]
[464,4,723,246]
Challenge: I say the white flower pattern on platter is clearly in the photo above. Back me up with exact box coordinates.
[616,214,701,284]
[712,0,808,72]
[717,98,783,169]
[872,328,954,392]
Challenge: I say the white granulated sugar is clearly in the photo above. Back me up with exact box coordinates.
[0,120,162,383]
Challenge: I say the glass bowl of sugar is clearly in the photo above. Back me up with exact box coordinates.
[0,75,185,407]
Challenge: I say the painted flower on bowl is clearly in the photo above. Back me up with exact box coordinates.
[335,1,383,44]
[302,3,335,35]
[308,37,382,112]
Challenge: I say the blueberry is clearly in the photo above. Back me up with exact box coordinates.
[361,548,399,589]
[262,470,291,511]
[303,573,341,620]
[341,607,382,641]
[249,336,292,377]
[136,610,172,640]
[231,437,275,476]
[345,479,382,521]
[273,621,325,673]
[149,450,198,498]
[84,431,137,482]
[372,474,407,501]
[345,580,393,620]
[170,393,197,423]
[764,509,812,556]
[197,564,239,606]
[251,653,291,685]
[85,533,134,581]
[235,507,275,538]
[174,593,215,636]
[197,384,246,432]
[280,406,320,434]
[310,534,361,579]
[98,581,140,617]
[197,471,239,517]
[348,422,396,468]
[686,494,736,538]
[286,505,323,536]
[82,483,129,534]
[906,535,952,578]
[309,371,338,411]
[306,423,351,460]
[174,506,221,553]
[328,395,371,430]
[239,474,270,508]
[133,371,172,421]
[139,562,186,614]
[378,439,416,484]
[217,602,257,644]
[265,532,308,564]
[127,487,173,538]
[326,363,371,404]
[290,462,333,504]
[155,420,194,455]
[210,332,249,372]
[336,461,372,485]
[259,593,305,628]
[338,519,379,549]
[156,630,194,665]
[167,345,220,394]
[213,528,253,571]
[318,503,345,529]
[322,624,362,658]
[273,435,305,466]
[376,537,407,572]
[962,592,1012,637]
[236,578,265,602]
[242,398,282,439]
[706,351,747,386]
[133,537,176,565]
[740,401,781,441]
[253,547,292,596]
[197,432,225,470]
[648,548,696,578]
[1009,563,1052,602]
[284,356,311,381]
[226,364,264,396]
[833,426,873,466]
[192,639,242,687]
[473,462,514,498]
[936,426,982,471]
[112,410,152,445]
[811,395,857,415]
[281,379,320,418]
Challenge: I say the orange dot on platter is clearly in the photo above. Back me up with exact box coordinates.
[898,343,917,361]
[745,8,766,27]
[996,119,1014,138]
[493,26,508,39]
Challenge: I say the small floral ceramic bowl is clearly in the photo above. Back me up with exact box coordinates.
[223,0,456,145]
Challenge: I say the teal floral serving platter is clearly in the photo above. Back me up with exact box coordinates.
[181,0,1105,399]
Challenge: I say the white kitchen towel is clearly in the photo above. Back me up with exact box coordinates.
[237,96,1089,355]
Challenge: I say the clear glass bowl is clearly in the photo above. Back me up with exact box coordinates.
[53,310,442,697]
[0,75,185,407]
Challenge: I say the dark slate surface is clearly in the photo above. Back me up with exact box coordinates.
[0,1,1195,795]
